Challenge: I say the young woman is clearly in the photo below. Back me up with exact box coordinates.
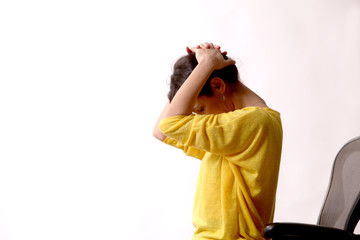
[153,43,283,240]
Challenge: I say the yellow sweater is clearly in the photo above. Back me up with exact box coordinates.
[159,107,283,240]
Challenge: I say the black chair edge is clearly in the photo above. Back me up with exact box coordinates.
[263,222,360,240]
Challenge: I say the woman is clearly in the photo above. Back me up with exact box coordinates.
[153,43,283,240]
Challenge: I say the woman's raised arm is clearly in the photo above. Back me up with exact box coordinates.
[153,43,235,141]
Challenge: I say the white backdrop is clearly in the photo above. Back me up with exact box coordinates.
[1,0,360,239]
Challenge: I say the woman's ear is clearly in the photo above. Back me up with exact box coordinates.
[210,77,226,94]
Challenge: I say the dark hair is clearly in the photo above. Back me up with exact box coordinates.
[167,53,239,102]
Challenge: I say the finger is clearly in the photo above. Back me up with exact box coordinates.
[186,45,201,53]
[203,42,213,48]
[214,44,221,50]
[226,59,236,66]
[186,46,193,53]
[201,42,211,49]
[222,51,228,56]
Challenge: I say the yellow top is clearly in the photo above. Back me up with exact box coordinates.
[159,107,283,240]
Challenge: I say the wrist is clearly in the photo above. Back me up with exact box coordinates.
[197,59,216,73]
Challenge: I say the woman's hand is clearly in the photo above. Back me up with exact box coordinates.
[185,42,235,71]
[153,42,235,123]
[186,42,226,55]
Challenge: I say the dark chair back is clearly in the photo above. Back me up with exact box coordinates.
[318,136,360,232]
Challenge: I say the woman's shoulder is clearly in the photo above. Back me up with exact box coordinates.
[212,106,281,128]
[227,106,280,118]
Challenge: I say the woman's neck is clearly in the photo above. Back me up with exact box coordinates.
[231,83,268,109]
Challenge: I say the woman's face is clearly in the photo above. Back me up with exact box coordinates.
[193,95,228,115]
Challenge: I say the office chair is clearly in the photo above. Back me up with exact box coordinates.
[263,136,360,240]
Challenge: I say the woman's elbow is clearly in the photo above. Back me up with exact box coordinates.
[153,128,166,142]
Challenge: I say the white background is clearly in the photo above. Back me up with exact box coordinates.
[1,0,360,239]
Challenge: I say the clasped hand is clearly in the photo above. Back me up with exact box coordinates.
[186,42,236,71]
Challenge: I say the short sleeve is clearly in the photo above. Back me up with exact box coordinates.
[159,107,281,156]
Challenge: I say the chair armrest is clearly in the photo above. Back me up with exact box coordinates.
[263,222,358,240]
